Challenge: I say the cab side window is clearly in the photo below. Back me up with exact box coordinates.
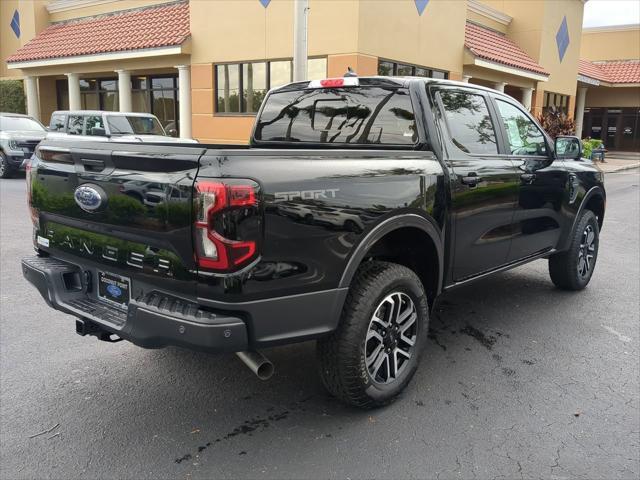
[439,90,498,155]
[85,115,104,135]
[495,100,547,156]
[67,115,84,135]
[49,114,66,132]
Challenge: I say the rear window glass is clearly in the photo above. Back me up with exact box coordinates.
[254,87,417,145]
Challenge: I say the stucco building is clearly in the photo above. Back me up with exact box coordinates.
[1,0,638,150]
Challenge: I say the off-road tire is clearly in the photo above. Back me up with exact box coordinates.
[0,152,13,179]
[317,261,429,408]
[549,209,599,290]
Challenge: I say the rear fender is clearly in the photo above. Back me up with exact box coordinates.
[338,214,444,293]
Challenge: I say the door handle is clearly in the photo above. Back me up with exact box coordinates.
[81,158,105,172]
[461,175,482,186]
[520,173,536,184]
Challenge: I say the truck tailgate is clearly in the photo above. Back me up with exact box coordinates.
[29,142,206,301]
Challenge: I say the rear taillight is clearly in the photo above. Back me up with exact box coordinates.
[193,180,260,272]
[25,158,39,227]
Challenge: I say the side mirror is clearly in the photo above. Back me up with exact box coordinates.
[555,135,582,160]
[90,127,108,137]
[167,128,178,137]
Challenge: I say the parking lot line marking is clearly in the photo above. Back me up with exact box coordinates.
[601,325,632,343]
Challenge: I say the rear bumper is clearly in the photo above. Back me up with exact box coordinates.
[21,255,248,353]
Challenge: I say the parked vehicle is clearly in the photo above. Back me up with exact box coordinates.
[22,76,605,408]
[0,112,47,178]
[46,110,198,143]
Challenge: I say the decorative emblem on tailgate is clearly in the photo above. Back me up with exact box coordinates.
[74,184,107,212]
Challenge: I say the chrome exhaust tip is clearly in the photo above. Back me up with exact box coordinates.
[235,350,274,380]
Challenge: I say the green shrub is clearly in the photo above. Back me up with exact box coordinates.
[582,138,604,160]
[0,80,26,114]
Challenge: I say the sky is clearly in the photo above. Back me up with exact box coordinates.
[582,0,640,27]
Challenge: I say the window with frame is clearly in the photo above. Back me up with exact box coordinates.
[254,86,417,145]
[378,60,449,79]
[67,115,84,135]
[496,100,547,156]
[216,58,328,114]
[543,91,569,115]
[49,113,66,132]
[56,75,179,131]
[84,115,104,135]
[439,90,498,155]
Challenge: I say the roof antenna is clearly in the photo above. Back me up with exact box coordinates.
[344,67,358,78]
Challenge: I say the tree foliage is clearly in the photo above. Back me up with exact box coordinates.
[0,80,26,114]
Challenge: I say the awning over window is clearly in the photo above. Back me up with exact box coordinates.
[464,21,549,80]
[7,1,189,68]
[578,59,640,86]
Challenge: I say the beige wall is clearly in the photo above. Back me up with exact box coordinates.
[466,10,507,34]
[48,0,175,22]
[585,86,640,108]
[190,0,360,65]
[478,0,583,96]
[358,0,465,77]
[580,27,640,61]
[536,0,584,96]
[1,0,48,79]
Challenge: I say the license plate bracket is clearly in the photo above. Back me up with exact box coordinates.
[97,271,131,309]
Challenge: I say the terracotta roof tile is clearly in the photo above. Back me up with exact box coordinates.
[7,1,189,63]
[598,60,640,84]
[578,59,609,82]
[578,59,640,84]
[464,22,549,76]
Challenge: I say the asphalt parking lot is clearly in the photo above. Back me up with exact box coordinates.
[1,170,638,480]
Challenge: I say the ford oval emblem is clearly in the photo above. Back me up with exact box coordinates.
[106,284,122,298]
[74,184,106,212]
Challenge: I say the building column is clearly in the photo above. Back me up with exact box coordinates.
[521,87,534,111]
[462,75,472,83]
[575,87,588,137]
[24,76,40,121]
[115,70,132,112]
[65,73,81,110]
[494,82,506,93]
[176,65,192,139]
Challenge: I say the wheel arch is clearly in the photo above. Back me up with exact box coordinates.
[583,188,605,230]
[560,186,605,251]
[339,214,444,307]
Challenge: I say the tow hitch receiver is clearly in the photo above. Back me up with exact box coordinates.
[75,319,122,343]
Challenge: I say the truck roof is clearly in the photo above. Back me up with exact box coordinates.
[51,110,159,118]
[274,76,508,98]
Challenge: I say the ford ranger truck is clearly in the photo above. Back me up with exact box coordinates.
[22,77,605,408]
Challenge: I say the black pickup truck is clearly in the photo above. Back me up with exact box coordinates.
[22,76,605,408]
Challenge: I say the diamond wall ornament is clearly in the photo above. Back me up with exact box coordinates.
[556,16,570,62]
[10,10,20,39]
[414,0,429,16]
[259,0,271,7]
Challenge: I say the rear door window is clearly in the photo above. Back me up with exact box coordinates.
[67,115,84,135]
[438,90,498,155]
[49,114,66,132]
[84,115,104,135]
[254,86,417,145]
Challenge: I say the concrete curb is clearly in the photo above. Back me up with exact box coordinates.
[600,162,640,174]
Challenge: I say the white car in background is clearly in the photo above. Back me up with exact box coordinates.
[46,110,198,143]
[0,112,47,178]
